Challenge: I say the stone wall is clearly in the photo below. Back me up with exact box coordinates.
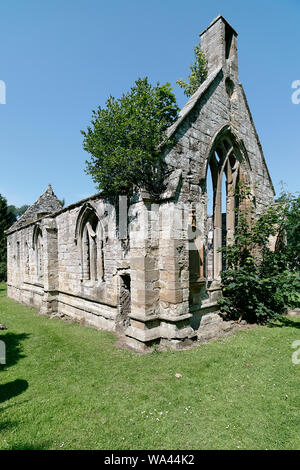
[161,15,274,322]
[6,16,275,351]
[7,196,129,334]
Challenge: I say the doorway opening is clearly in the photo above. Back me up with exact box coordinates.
[119,274,131,330]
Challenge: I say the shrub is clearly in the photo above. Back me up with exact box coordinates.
[176,44,208,97]
[0,194,17,282]
[218,186,300,323]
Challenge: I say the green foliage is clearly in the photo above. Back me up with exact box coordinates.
[0,195,17,281]
[218,186,300,323]
[7,204,29,219]
[275,189,300,271]
[177,44,208,97]
[82,77,179,198]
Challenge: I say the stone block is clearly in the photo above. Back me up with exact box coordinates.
[160,289,183,304]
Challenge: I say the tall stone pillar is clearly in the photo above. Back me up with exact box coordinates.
[125,199,161,350]
[126,198,195,351]
[200,15,238,83]
[158,202,195,347]
[40,218,58,315]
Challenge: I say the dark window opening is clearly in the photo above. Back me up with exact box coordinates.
[80,210,104,282]
[119,274,131,330]
[17,242,20,267]
[225,25,234,60]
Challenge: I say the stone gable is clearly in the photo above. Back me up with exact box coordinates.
[6,16,275,351]
[7,184,62,234]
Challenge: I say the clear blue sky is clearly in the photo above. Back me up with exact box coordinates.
[1,0,299,207]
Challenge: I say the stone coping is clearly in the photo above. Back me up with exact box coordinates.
[200,14,238,38]
[166,66,223,141]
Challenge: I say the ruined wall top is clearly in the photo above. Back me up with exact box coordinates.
[7,184,62,234]
[200,15,238,81]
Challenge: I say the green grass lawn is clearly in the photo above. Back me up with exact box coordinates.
[0,282,299,450]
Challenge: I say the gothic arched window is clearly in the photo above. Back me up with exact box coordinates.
[75,205,104,282]
[25,241,30,276]
[206,132,245,280]
[33,225,44,282]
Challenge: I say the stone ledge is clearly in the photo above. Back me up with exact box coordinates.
[57,296,117,321]
[58,289,117,308]
[125,325,161,342]
[159,313,192,322]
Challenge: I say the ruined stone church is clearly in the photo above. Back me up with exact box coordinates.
[7,16,274,350]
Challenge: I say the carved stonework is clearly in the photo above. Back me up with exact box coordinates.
[6,16,275,351]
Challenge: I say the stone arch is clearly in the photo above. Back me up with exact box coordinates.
[33,224,44,282]
[75,203,104,282]
[24,240,30,276]
[204,125,252,281]
[202,124,252,181]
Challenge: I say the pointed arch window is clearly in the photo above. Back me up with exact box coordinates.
[75,205,104,282]
[33,225,44,282]
[16,241,20,268]
[206,133,243,280]
[25,241,30,276]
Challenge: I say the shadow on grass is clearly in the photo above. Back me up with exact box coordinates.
[0,379,28,404]
[0,333,30,404]
[268,316,300,329]
[0,332,30,369]
[0,419,18,432]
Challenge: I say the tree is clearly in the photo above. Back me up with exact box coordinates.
[177,44,208,97]
[275,190,300,271]
[82,77,179,198]
[7,204,29,219]
[218,186,300,323]
[0,195,17,281]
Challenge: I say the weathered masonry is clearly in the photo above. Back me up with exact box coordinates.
[6,16,274,350]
